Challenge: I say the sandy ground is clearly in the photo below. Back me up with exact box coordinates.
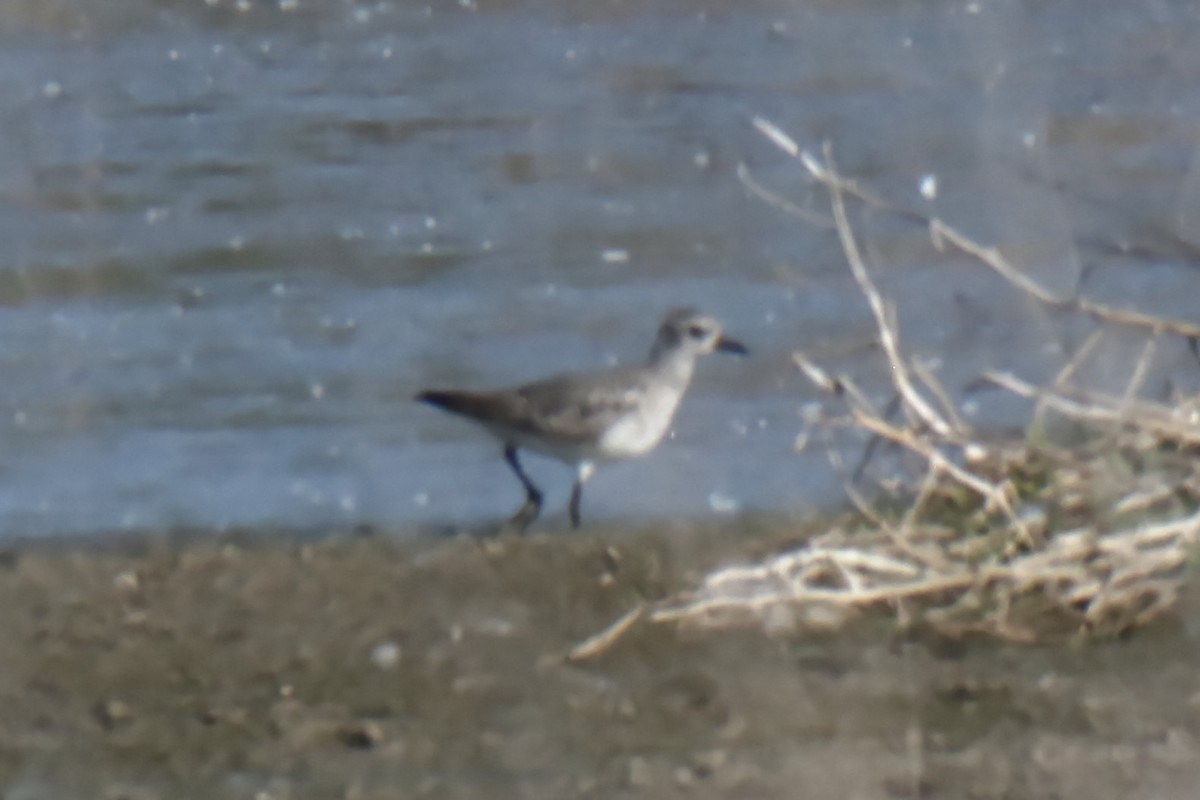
[1,521,1199,800]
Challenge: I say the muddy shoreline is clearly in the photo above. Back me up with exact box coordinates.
[2,521,1198,799]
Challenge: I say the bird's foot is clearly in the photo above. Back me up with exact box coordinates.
[498,494,541,535]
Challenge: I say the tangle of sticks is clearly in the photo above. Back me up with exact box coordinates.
[571,122,1200,660]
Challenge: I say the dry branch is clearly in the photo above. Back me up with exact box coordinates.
[572,124,1200,659]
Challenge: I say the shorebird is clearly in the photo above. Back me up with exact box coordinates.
[416,307,747,531]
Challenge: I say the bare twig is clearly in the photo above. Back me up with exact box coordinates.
[928,216,1200,339]
[566,604,646,662]
[736,163,833,229]
[815,144,956,439]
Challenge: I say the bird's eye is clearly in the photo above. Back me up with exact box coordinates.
[687,325,707,340]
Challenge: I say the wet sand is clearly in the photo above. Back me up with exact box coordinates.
[2,521,1198,799]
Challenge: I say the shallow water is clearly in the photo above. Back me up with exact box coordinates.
[1,1,1199,537]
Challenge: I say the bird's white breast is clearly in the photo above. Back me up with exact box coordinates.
[596,385,683,459]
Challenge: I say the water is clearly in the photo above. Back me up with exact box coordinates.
[1,0,1199,537]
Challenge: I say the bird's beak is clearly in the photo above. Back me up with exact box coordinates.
[715,336,749,355]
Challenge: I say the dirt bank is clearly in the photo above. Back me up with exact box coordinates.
[1,522,1197,799]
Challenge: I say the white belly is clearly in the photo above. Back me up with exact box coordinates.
[596,387,682,459]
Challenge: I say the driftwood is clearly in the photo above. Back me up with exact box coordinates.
[571,123,1200,661]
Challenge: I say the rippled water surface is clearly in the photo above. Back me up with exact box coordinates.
[2,0,1200,537]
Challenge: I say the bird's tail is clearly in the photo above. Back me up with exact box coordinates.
[415,389,500,420]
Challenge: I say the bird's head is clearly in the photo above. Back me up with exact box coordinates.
[653,307,748,359]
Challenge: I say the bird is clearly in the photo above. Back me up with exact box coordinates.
[416,307,747,532]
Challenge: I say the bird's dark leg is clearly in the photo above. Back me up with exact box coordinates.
[568,461,595,530]
[503,444,542,533]
[568,481,583,529]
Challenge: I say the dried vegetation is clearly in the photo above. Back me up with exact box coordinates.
[572,121,1200,660]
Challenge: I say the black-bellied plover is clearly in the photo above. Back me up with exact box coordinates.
[417,308,747,531]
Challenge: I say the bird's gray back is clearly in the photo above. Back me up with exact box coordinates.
[508,364,659,444]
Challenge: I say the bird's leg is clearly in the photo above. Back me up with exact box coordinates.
[568,483,582,529]
[568,462,595,529]
[503,444,542,533]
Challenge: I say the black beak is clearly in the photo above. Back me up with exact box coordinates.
[715,336,749,356]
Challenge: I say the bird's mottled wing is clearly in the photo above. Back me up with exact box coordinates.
[511,368,646,443]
